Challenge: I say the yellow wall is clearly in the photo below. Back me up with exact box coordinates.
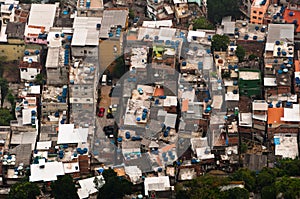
[0,43,25,61]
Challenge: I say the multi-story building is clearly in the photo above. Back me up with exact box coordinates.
[250,0,270,24]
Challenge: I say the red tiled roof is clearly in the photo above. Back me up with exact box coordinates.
[267,107,284,124]
[153,87,164,97]
[283,9,300,32]
[181,99,189,112]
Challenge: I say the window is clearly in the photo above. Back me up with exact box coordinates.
[75,86,78,89]
[1,50,4,53]
[252,16,257,19]
[84,86,88,89]
[259,11,263,15]
[33,38,36,41]
[253,11,257,14]
[258,17,262,20]
[31,76,34,78]
[86,99,91,102]
[84,50,87,54]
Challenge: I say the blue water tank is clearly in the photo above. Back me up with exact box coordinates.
[9,4,13,10]
[61,33,65,37]
[35,50,40,55]
[117,137,122,142]
[269,103,273,108]
[253,35,258,40]
[182,61,186,66]
[125,132,130,139]
[55,112,59,117]
[67,35,72,41]
[62,85,67,97]
[163,131,168,137]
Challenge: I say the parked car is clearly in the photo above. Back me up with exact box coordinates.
[98,107,105,117]
[106,113,114,119]
[103,125,114,132]
[107,76,113,86]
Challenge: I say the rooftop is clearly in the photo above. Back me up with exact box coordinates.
[5,22,25,39]
[29,160,65,182]
[282,104,300,122]
[99,8,128,39]
[69,61,96,85]
[142,20,173,28]
[77,176,104,199]
[57,124,88,144]
[77,0,103,9]
[27,4,57,32]
[267,107,284,125]
[72,16,102,46]
[144,176,171,196]
[266,24,294,52]
[239,70,260,80]
[283,9,300,32]
[274,134,298,159]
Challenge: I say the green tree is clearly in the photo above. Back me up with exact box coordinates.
[240,142,248,153]
[256,168,277,190]
[275,177,300,199]
[192,17,214,30]
[176,175,230,199]
[0,78,8,107]
[0,108,13,126]
[211,35,230,52]
[34,74,45,85]
[98,169,133,199]
[231,169,256,192]
[129,9,134,20]
[220,187,249,199]
[248,54,257,61]
[236,46,246,62]
[261,185,276,199]
[51,175,78,199]
[8,181,40,199]
[7,90,15,107]
[207,0,240,23]
[276,159,300,177]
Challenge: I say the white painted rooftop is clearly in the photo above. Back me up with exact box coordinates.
[57,124,88,144]
[29,160,65,182]
[27,4,57,32]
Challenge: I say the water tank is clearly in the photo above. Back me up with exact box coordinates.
[96,24,101,29]
[125,131,130,139]
[9,4,13,11]
[35,50,40,55]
